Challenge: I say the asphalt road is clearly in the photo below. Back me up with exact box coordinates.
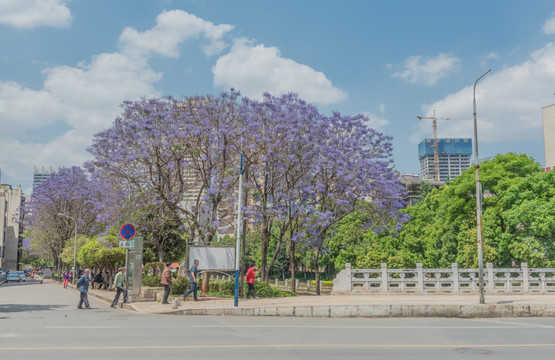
[2,280,555,359]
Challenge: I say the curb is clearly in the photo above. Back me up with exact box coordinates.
[161,304,555,318]
[53,281,555,318]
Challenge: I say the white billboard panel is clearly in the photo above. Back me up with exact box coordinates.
[189,246,235,271]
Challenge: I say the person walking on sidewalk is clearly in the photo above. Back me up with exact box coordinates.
[161,262,173,304]
[62,271,70,289]
[182,259,199,301]
[77,268,91,309]
[245,263,260,299]
[92,271,104,289]
[111,267,129,308]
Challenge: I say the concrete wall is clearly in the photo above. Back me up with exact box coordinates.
[0,185,22,270]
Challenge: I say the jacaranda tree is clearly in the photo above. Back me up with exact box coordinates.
[25,166,111,272]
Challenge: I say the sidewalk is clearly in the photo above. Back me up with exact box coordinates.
[70,281,555,318]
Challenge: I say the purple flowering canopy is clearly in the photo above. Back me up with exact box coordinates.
[87,92,245,244]
[24,90,406,280]
[25,166,113,270]
[84,90,406,286]
[239,94,407,287]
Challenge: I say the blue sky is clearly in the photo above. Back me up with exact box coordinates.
[2,0,555,192]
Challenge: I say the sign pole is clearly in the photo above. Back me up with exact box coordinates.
[234,154,243,307]
[119,223,136,300]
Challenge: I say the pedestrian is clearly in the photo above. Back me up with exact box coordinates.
[92,271,104,289]
[103,271,110,289]
[161,262,172,304]
[245,263,260,299]
[111,267,129,308]
[62,271,70,289]
[77,268,91,309]
[182,259,199,301]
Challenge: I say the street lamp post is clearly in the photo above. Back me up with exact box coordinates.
[473,69,491,305]
[58,213,78,284]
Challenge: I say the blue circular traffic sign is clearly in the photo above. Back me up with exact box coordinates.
[119,223,136,240]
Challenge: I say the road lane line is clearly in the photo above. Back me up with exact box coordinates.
[45,326,120,329]
[192,324,555,329]
[1,343,555,351]
[472,319,555,328]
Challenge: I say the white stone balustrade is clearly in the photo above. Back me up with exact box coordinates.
[332,263,555,294]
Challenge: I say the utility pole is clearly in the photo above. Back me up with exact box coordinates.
[473,69,491,305]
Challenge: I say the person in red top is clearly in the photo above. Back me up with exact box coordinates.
[245,263,260,299]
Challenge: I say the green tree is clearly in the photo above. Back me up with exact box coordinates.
[395,153,551,268]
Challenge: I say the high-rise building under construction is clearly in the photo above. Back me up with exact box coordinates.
[418,138,472,182]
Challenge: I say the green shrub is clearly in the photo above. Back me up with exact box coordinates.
[219,280,236,295]
[141,274,161,287]
[255,282,296,298]
[212,280,296,297]
[170,276,189,295]
[209,281,220,293]
[144,262,164,276]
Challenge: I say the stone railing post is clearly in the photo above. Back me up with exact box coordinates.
[486,262,494,292]
[285,279,288,288]
[416,263,424,294]
[381,263,388,293]
[452,263,459,294]
[521,262,529,292]
[346,263,352,292]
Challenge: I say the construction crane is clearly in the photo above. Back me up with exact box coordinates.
[416,110,476,181]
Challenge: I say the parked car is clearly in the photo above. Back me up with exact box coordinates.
[0,270,6,285]
[6,271,25,283]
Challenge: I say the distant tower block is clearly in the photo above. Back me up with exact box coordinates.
[418,138,472,182]
[33,166,62,188]
[542,104,555,170]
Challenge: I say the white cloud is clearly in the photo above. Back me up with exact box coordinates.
[542,13,555,34]
[411,42,555,145]
[212,38,347,106]
[0,52,162,188]
[0,10,241,188]
[118,9,233,58]
[0,0,71,28]
[362,105,390,130]
[393,53,461,86]
[0,132,91,191]
[0,81,65,137]
[481,51,500,66]
[41,53,162,132]
[485,52,500,60]
[0,53,161,138]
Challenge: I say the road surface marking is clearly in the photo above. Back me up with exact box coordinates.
[1,343,555,351]
[45,326,120,329]
[193,324,555,329]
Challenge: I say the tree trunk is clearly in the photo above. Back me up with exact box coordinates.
[314,250,321,295]
[260,222,269,281]
[201,272,210,294]
[156,240,164,263]
[288,240,296,292]
[267,231,284,276]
